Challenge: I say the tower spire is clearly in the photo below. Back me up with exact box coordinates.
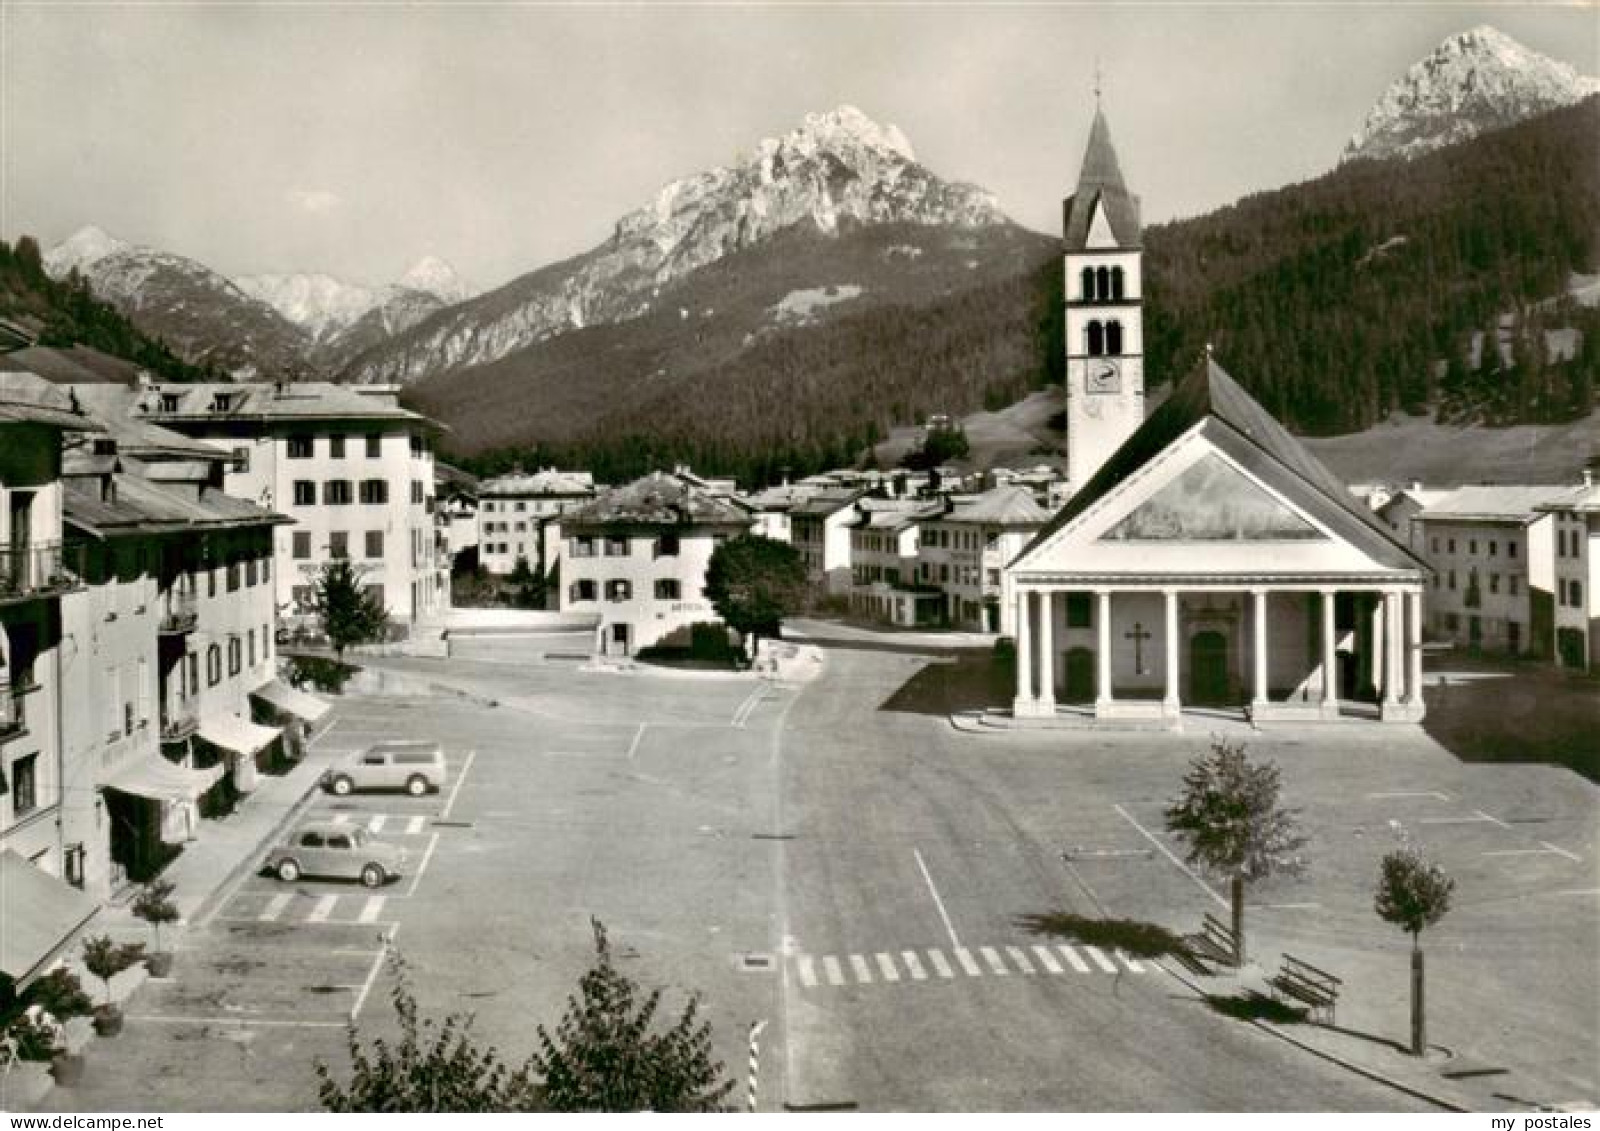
[1094,58,1103,105]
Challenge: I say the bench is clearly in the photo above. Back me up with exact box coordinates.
[1269,953,1342,1024]
[1183,912,1239,970]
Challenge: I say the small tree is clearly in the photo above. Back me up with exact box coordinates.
[81,934,144,1025]
[1375,834,1455,1056]
[132,880,180,970]
[704,534,807,659]
[509,554,543,609]
[313,558,391,660]
[1164,739,1307,966]
[531,918,734,1112]
[317,952,542,1112]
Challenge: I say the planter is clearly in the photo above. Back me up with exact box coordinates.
[91,1006,123,1038]
[50,1051,86,1085]
[145,951,174,978]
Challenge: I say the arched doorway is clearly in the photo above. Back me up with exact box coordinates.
[1189,631,1230,705]
[1064,647,1096,703]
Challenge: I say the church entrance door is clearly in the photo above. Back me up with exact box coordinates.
[1063,647,1096,703]
[1189,631,1230,705]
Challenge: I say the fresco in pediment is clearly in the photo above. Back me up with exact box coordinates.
[1102,453,1323,541]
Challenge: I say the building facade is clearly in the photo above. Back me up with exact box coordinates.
[1539,474,1598,670]
[476,469,596,579]
[919,486,1051,633]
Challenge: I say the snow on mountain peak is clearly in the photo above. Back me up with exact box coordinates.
[43,225,132,277]
[396,255,471,302]
[1342,25,1600,163]
[782,104,917,164]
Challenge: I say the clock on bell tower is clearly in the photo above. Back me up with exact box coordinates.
[1063,104,1144,493]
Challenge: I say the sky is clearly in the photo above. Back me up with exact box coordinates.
[2,2,1595,293]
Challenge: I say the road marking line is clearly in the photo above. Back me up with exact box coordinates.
[1057,945,1091,973]
[441,749,476,820]
[796,956,817,988]
[953,948,982,977]
[368,815,387,833]
[732,685,765,728]
[258,893,292,922]
[405,832,440,898]
[406,815,426,835]
[1253,902,1323,910]
[308,895,338,923]
[1366,791,1450,801]
[309,718,342,748]
[1032,945,1063,974]
[822,956,845,987]
[1006,946,1035,974]
[1553,888,1600,897]
[1418,815,1494,826]
[1084,945,1119,973]
[913,848,962,950]
[979,947,1009,976]
[1114,803,1227,909]
[902,951,927,980]
[1541,841,1582,862]
[875,953,900,982]
[350,926,397,1021]
[1483,849,1560,858]
[1117,951,1145,973]
[626,723,647,759]
[357,896,386,924]
[127,1015,347,1029]
[1475,809,1512,830]
[849,954,873,983]
[927,949,955,979]
[331,813,351,825]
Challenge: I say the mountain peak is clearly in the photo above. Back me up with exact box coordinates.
[396,255,471,302]
[778,104,917,164]
[1342,24,1600,163]
[44,224,131,276]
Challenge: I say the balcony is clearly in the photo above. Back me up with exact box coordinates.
[0,542,83,604]
[0,686,26,741]
[160,711,198,743]
[159,591,199,635]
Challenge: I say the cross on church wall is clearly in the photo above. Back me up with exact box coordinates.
[1125,620,1152,675]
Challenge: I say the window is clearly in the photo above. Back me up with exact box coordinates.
[329,435,346,458]
[410,481,425,504]
[263,623,272,660]
[1469,539,1477,555]
[226,557,240,592]
[247,629,256,668]
[1086,320,1104,357]
[514,501,527,512]
[324,480,353,506]
[262,555,270,583]
[1105,320,1123,355]
[211,392,233,412]
[330,532,349,559]
[569,579,597,602]
[1066,593,1092,627]
[287,436,313,459]
[366,584,385,609]
[293,532,311,560]
[159,393,180,413]
[360,480,389,505]
[293,480,316,506]
[654,579,680,600]
[1509,575,1520,596]
[1110,265,1125,300]
[1573,580,1585,607]
[246,557,258,587]
[207,564,216,597]
[1431,537,1439,554]
[655,533,680,558]
[228,638,241,676]
[11,754,37,816]
[1508,621,1521,652]
[605,536,629,557]
[1080,266,1095,300]
[207,645,221,686]
[1509,541,1518,559]
[366,435,382,458]
[1489,573,1500,594]
[231,446,250,473]
[292,585,315,613]
[1448,570,1456,590]
[1449,539,1456,554]
[365,531,384,559]
[300,831,325,849]
[1489,540,1498,557]
[605,579,632,602]
[187,654,199,696]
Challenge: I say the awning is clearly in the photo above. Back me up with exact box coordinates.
[0,849,99,986]
[198,713,281,758]
[104,754,225,804]
[249,679,331,725]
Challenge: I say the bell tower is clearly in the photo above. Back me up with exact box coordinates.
[1063,104,1144,492]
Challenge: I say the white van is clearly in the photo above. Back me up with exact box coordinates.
[324,741,446,796]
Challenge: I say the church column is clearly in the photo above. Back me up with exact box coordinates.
[1382,590,1403,708]
[1038,591,1056,710]
[1013,588,1033,713]
[1320,588,1338,716]
[1163,588,1180,715]
[1407,588,1425,707]
[1251,587,1270,710]
[1095,589,1113,707]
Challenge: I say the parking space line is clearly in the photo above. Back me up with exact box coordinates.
[259,893,292,922]
[1114,803,1228,909]
[797,956,817,988]
[954,948,982,977]
[1483,849,1556,857]
[350,927,396,1021]
[875,953,899,982]
[406,815,426,835]
[1475,809,1512,829]
[1057,945,1090,973]
[822,956,845,986]
[626,723,647,759]
[979,947,1008,976]
[849,954,873,983]
[405,832,441,898]
[309,895,338,923]
[441,749,476,820]
[1541,841,1582,862]
[902,951,928,980]
[127,1014,347,1029]
[927,949,954,979]
[368,815,387,833]
[1006,946,1035,974]
[1084,945,1119,973]
[913,847,963,950]
[1419,815,1495,826]
[1032,945,1063,974]
[357,896,386,924]
[1367,791,1450,801]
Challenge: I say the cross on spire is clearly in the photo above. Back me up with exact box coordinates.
[1094,58,1103,104]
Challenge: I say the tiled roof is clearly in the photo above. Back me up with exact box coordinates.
[852,499,943,532]
[1063,108,1141,251]
[64,474,287,537]
[563,471,749,528]
[1421,484,1569,522]
[0,370,105,430]
[1537,479,1600,514]
[479,469,595,497]
[133,381,428,424]
[790,489,865,518]
[63,385,229,459]
[944,485,1052,526]
[1016,355,1424,572]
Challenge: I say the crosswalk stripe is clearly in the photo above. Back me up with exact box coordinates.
[979,947,1009,976]
[954,948,982,977]
[928,949,955,979]
[1118,951,1145,973]
[308,895,337,923]
[1006,945,1036,974]
[331,813,351,825]
[406,815,426,835]
[368,815,387,833]
[1084,945,1119,973]
[797,956,817,988]
[822,956,845,987]
[357,896,385,924]
[849,955,873,984]
[1057,944,1091,973]
[258,893,292,922]
[1032,945,1063,974]
[901,951,928,981]
[875,953,900,982]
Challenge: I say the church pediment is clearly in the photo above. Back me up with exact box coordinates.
[1100,451,1324,542]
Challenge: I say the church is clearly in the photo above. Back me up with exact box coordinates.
[1003,107,1428,726]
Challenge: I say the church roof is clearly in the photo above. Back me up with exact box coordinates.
[1015,355,1426,572]
[1063,108,1141,251]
